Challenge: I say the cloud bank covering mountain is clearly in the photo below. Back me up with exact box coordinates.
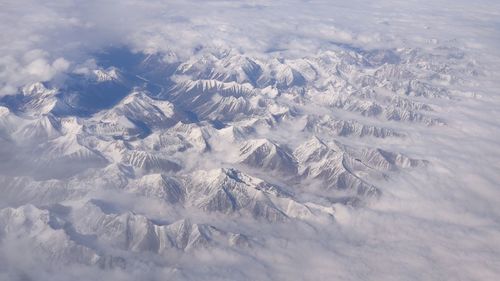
[1,1,500,280]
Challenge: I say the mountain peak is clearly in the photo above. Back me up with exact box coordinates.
[92,67,122,82]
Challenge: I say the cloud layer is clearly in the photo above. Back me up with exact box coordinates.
[2,0,499,96]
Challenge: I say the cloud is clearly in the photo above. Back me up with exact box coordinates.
[1,0,497,95]
[0,52,69,96]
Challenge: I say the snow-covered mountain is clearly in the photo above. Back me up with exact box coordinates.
[0,41,492,280]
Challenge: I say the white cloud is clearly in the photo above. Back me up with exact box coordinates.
[0,52,69,96]
[23,57,69,81]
